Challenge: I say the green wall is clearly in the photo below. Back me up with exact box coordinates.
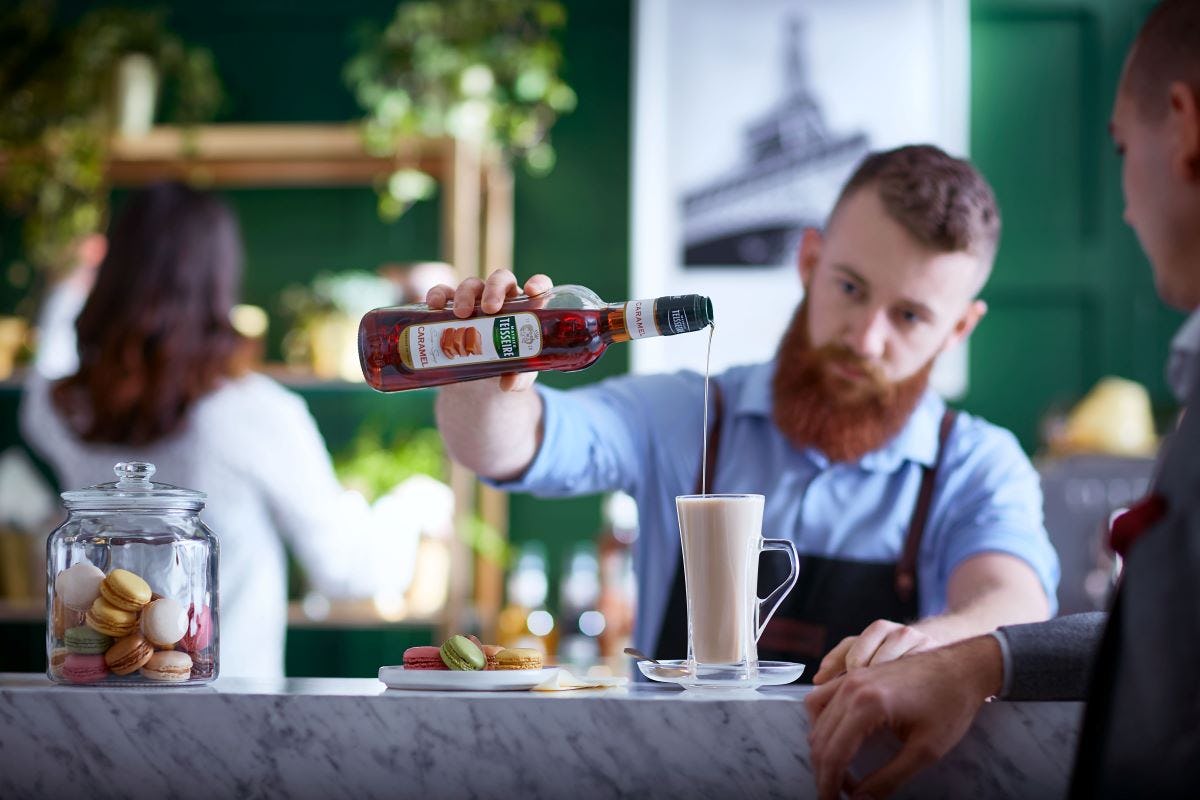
[0,0,629,672]
[963,0,1185,445]
[2,1,1189,671]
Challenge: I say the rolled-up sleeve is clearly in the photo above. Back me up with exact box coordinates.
[925,422,1062,616]
[486,371,705,500]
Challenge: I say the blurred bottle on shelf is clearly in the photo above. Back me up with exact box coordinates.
[496,540,557,655]
[557,542,602,668]
[597,491,638,659]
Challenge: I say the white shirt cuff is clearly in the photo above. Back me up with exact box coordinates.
[989,629,1014,698]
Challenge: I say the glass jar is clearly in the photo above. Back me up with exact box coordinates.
[46,461,219,686]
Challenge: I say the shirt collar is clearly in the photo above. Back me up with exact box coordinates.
[734,360,947,471]
[1168,309,1200,403]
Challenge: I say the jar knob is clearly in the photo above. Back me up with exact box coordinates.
[114,461,156,489]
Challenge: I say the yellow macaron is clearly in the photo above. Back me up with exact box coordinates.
[494,647,544,671]
[99,569,152,612]
[85,596,139,638]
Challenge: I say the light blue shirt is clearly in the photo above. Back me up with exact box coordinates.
[490,361,1061,655]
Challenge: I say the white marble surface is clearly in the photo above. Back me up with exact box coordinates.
[0,673,1081,799]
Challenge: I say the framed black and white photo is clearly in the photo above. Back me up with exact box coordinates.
[631,0,971,395]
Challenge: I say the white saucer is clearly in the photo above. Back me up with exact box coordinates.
[378,666,557,691]
[637,659,805,690]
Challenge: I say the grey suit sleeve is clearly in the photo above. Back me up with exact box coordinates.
[994,612,1108,701]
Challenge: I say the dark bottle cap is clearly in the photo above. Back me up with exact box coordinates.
[654,295,714,335]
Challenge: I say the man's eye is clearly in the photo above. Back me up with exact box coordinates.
[1114,143,1126,157]
[839,280,858,296]
[896,309,920,326]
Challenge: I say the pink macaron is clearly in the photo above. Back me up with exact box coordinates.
[403,645,448,670]
[180,604,213,652]
[61,653,109,685]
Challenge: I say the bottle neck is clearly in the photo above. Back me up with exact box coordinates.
[609,295,713,342]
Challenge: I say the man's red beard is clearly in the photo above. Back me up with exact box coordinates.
[771,303,935,463]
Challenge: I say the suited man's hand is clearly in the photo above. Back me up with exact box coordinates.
[804,635,1003,800]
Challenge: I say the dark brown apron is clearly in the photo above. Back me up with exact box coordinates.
[654,381,957,682]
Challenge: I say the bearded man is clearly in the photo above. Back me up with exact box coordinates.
[433,144,1058,679]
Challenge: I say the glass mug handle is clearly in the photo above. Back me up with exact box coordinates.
[757,538,799,640]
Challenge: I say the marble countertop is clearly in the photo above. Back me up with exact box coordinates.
[0,673,1082,799]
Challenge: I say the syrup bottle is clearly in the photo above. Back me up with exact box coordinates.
[358,285,713,392]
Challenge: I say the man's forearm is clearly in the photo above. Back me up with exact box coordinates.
[914,553,1051,644]
[435,378,544,481]
[913,584,1049,644]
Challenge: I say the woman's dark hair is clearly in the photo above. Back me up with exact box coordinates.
[54,182,250,445]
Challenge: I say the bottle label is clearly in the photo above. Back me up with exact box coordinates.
[624,299,661,340]
[397,313,543,370]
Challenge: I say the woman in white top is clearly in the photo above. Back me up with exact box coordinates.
[20,182,436,679]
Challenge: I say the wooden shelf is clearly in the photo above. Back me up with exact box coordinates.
[104,124,459,186]
[0,365,374,392]
[1,122,514,641]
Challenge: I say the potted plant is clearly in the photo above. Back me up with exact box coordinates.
[343,0,577,221]
[278,270,398,381]
[0,3,223,285]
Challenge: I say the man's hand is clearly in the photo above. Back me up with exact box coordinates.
[426,268,553,392]
[812,620,940,685]
[804,635,1003,800]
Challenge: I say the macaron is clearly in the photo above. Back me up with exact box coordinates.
[439,635,485,671]
[480,644,504,670]
[141,598,187,647]
[140,651,193,682]
[61,653,109,684]
[494,647,544,671]
[180,604,213,652]
[104,633,155,676]
[55,562,106,611]
[403,645,449,670]
[188,651,216,680]
[52,596,86,640]
[86,597,138,638]
[465,635,504,669]
[99,569,152,612]
[48,647,70,678]
[64,625,113,655]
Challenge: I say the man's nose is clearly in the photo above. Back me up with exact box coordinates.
[842,308,889,360]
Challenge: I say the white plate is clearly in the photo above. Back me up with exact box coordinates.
[378,665,557,691]
[637,659,805,690]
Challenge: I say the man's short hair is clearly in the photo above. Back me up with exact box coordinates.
[1125,0,1200,121]
[831,144,1001,266]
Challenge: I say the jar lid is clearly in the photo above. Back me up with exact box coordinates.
[60,462,206,511]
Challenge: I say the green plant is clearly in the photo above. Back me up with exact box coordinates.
[334,426,447,502]
[344,0,577,221]
[0,3,223,281]
[333,425,512,566]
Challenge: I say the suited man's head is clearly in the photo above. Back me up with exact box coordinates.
[1111,0,1200,311]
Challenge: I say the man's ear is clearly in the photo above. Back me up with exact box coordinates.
[941,299,988,354]
[799,227,822,286]
[1167,81,1200,180]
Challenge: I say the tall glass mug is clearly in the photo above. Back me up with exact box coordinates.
[676,494,799,685]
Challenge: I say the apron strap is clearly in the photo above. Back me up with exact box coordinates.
[692,382,724,496]
[894,408,958,603]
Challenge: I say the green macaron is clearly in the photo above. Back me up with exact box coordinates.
[439,635,485,671]
[64,625,114,655]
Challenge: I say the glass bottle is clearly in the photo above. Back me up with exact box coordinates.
[358,284,714,392]
[46,462,219,686]
[558,542,602,667]
[597,491,638,660]
[496,541,555,654]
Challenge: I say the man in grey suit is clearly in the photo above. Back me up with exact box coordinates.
[804,1,1200,798]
